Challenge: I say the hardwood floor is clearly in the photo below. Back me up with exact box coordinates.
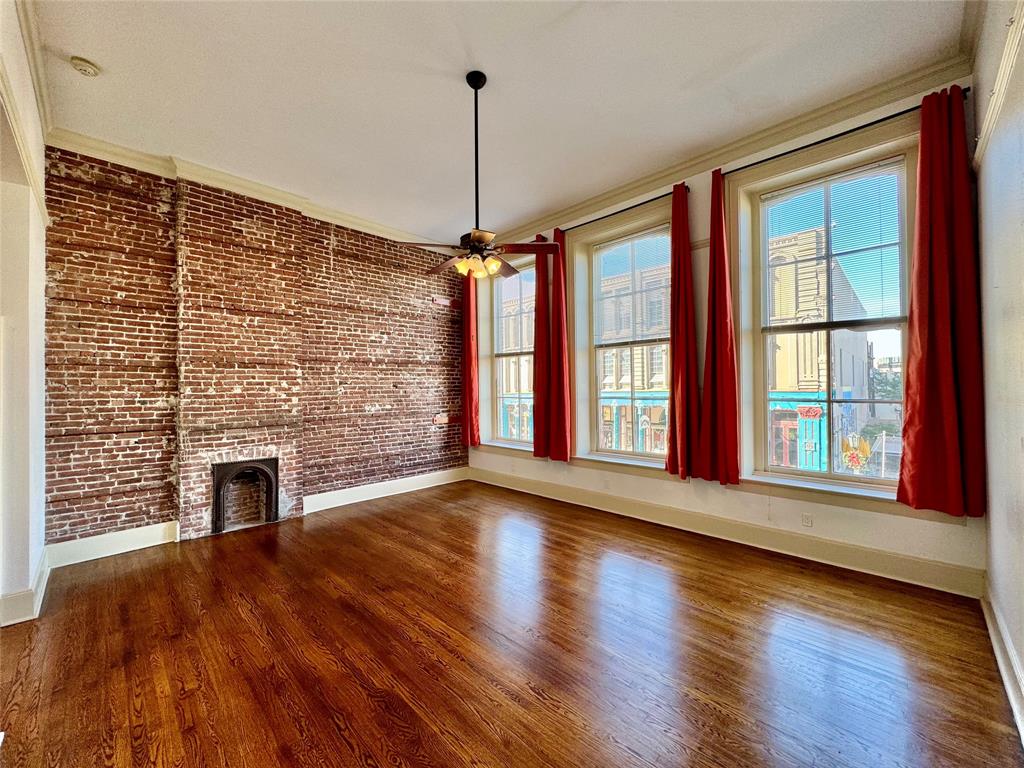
[1,480,1020,767]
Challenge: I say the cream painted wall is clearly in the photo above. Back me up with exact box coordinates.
[977,0,1024,706]
[471,75,987,575]
[1,0,48,605]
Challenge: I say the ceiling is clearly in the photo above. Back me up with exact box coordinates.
[34,1,965,242]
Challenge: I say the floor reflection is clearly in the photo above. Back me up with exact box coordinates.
[588,550,687,764]
[763,611,913,765]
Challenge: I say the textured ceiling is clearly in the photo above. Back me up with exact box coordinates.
[36,1,964,240]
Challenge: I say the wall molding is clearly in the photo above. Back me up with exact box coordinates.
[0,59,48,222]
[13,0,52,137]
[304,467,470,514]
[45,127,443,246]
[0,548,49,626]
[45,520,179,570]
[974,0,1024,165]
[983,596,1024,747]
[468,468,986,598]
[498,55,970,243]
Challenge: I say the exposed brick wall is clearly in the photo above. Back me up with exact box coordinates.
[45,151,179,542]
[45,147,465,543]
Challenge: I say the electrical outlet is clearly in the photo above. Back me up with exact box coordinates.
[801,513,814,528]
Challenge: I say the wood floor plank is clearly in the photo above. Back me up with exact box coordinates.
[1,480,1020,767]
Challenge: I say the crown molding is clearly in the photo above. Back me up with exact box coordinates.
[497,55,971,244]
[14,0,52,136]
[973,0,1024,165]
[960,0,986,66]
[0,59,49,223]
[46,127,438,244]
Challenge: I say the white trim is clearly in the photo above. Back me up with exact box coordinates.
[0,59,48,223]
[303,468,470,514]
[13,0,52,136]
[45,520,179,570]
[0,547,49,626]
[983,597,1024,748]
[45,128,442,246]
[974,0,1024,165]
[468,468,986,598]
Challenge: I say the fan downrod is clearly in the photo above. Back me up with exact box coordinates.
[466,70,487,90]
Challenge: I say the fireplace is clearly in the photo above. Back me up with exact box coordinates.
[211,458,279,534]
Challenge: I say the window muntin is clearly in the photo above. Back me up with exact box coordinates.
[494,267,536,443]
[761,160,906,482]
[592,227,670,458]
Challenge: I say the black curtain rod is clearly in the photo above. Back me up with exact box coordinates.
[724,86,970,178]
[561,86,970,235]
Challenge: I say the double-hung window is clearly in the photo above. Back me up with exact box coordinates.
[592,227,671,458]
[494,267,536,443]
[760,159,907,483]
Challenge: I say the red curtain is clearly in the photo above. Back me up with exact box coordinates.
[897,85,985,517]
[694,169,739,484]
[546,228,572,461]
[461,275,480,447]
[532,234,552,457]
[665,183,700,479]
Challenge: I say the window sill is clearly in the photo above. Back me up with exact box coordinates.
[471,443,671,480]
[479,440,534,454]
[740,472,962,524]
[745,471,896,500]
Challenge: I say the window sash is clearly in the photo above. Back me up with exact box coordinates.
[758,160,908,486]
[589,223,672,460]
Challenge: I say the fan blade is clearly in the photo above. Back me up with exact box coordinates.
[494,256,519,278]
[494,242,561,255]
[396,242,464,250]
[427,255,465,275]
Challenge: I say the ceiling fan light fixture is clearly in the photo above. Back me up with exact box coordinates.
[483,255,502,275]
[455,259,472,276]
[468,256,487,278]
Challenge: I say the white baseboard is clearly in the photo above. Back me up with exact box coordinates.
[469,468,985,598]
[45,520,179,570]
[0,549,50,626]
[983,597,1024,747]
[304,467,470,514]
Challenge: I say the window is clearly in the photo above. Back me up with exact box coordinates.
[592,227,670,458]
[494,267,536,443]
[760,160,906,483]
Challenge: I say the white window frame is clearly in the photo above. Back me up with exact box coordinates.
[476,255,536,449]
[492,262,537,445]
[728,112,919,494]
[565,197,672,466]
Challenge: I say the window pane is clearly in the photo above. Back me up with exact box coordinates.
[499,274,521,315]
[595,295,633,344]
[832,402,903,480]
[635,288,669,339]
[634,233,670,285]
[520,268,536,305]
[521,312,535,351]
[768,402,828,473]
[518,355,533,394]
[498,397,521,441]
[831,246,902,321]
[766,186,826,246]
[498,313,520,353]
[766,257,827,325]
[497,357,519,396]
[596,242,632,297]
[635,399,668,456]
[632,343,668,393]
[596,347,630,394]
[519,396,534,442]
[766,331,826,397]
[831,328,902,401]
[829,171,900,254]
[598,399,633,453]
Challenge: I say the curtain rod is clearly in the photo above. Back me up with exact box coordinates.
[561,86,970,235]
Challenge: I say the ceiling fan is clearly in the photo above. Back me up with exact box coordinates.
[395,70,560,279]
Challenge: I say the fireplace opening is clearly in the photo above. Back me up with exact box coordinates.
[212,458,279,534]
